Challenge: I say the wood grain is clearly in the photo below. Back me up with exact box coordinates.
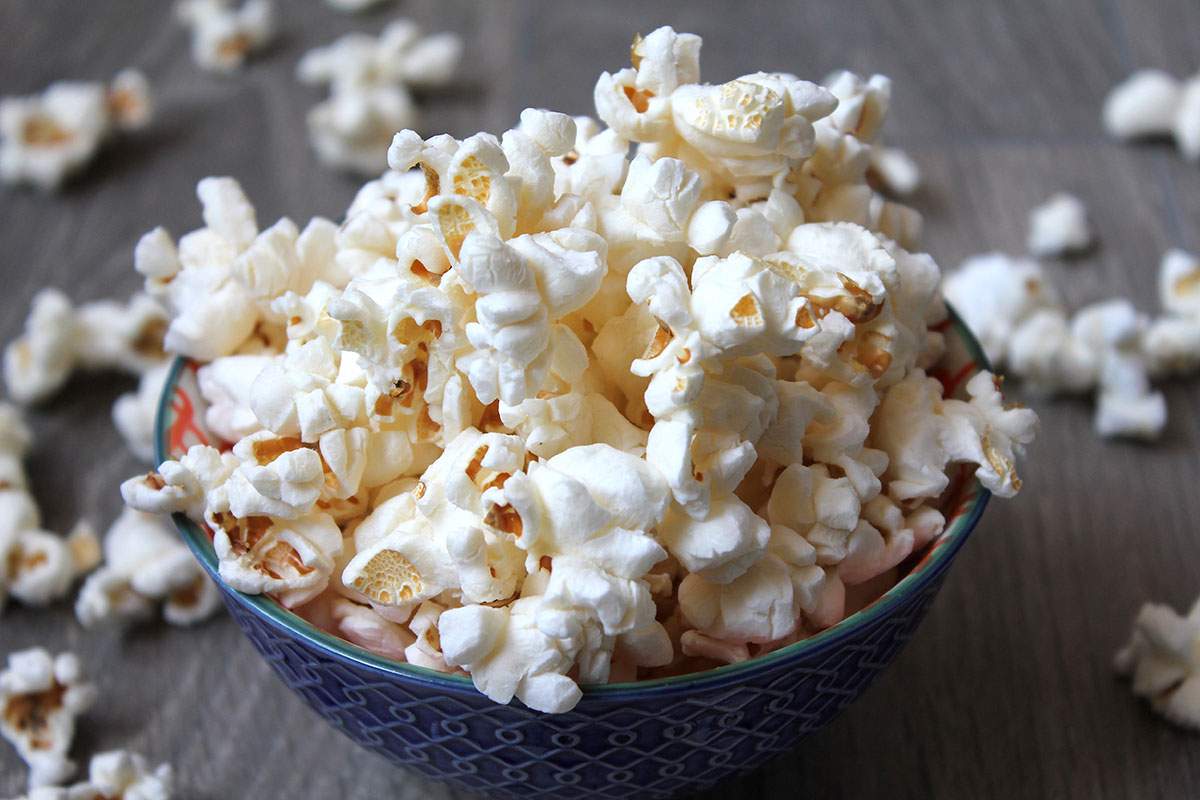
[2,1,1199,797]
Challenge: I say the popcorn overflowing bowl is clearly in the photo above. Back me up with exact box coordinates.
[155,309,991,799]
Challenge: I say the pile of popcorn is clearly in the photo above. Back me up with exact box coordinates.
[0,648,171,798]
[0,70,151,191]
[943,248,1200,440]
[102,26,1037,714]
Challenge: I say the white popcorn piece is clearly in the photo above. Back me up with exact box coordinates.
[112,362,173,463]
[226,431,326,519]
[4,290,168,407]
[120,445,238,519]
[5,524,98,609]
[0,70,153,191]
[14,750,174,800]
[404,599,451,670]
[197,354,274,443]
[177,0,275,73]
[4,289,78,404]
[678,524,827,644]
[0,648,97,790]
[941,372,1038,497]
[1103,69,1183,140]
[440,597,583,713]
[657,494,770,585]
[1115,595,1200,730]
[1006,308,1098,395]
[299,21,462,174]
[209,510,343,607]
[941,252,1060,366]
[1176,74,1200,161]
[1159,248,1200,320]
[74,293,169,375]
[77,750,172,800]
[1094,350,1167,440]
[330,597,414,660]
[868,146,921,196]
[1143,316,1200,378]
[76,508,220,628]
[1026,193,1092,257]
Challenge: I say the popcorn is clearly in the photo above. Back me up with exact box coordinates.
[76,508,220,628]
[0,648,96,789]
[3,290,168,406]
[440,596,582,713]
[1104,69,1183,140]
[117,26,1037,713]
[1104,69,1200,161]
[4,289,76,405]
[1177,74,1200,162]
[1159,248,1200,320]
[67,750,172,800]
[210,510,343,607]
[1026,193,1091,257]
[298,21,462,174]
[0,403,99,613]
[677,524,827,645]
[1115,595,1200,730]
[941,252,1060,365]
[0,70,152,191]
[176,0,275,73]
[112,363,173,463]
[868,146,921,196]
[329,597,414,660]
[197,355,274,443]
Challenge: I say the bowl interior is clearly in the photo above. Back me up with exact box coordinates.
[158,307,991,696]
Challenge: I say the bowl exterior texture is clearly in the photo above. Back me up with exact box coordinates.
[218,558,951,799]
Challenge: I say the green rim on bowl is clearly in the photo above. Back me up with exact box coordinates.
[157,306,993,696]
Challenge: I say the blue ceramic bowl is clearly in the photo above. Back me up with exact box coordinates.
[158,311,991,799]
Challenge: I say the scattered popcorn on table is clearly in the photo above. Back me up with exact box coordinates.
[176,0,275,73]
[944,247,1200,440]
[3,750,172,800]
[0,70,151,191]
[1104,68,1200,162]
[75,507,220,628]
[0,403,99,614]
[123,27,1037,713]
[3,290,168,405]
[0,649,96,790]
[1026,192,1091,257]
[297,20,462,174]
[1115,594,1200,731]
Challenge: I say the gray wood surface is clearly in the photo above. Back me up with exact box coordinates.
[2,0,1199,797]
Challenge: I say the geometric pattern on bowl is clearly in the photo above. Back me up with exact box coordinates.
[159,308,990,799]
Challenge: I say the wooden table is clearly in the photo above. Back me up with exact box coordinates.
[2,1,1198,797]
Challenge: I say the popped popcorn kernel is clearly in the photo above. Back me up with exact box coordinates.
[0,70,153,191]
[0,649,96,790]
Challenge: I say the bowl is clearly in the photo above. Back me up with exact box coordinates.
[157,308,991,799]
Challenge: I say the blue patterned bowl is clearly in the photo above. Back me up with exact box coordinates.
[157,310,991,799]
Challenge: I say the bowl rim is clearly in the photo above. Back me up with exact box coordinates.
[158,307,992,700]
